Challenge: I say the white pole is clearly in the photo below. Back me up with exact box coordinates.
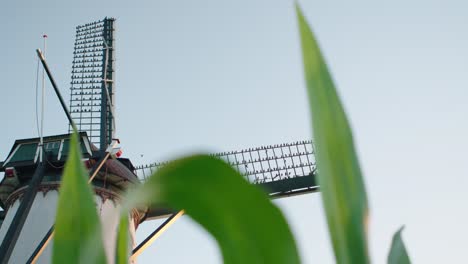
[39,34,47,162]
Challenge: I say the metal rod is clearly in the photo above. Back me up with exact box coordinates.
[36,49,75,129]
[0,162,46,264]
[39,35,47,163]
[88,152,111,183]
[102,44,117,133]
[26,227,54,264]
[131,210,184,260]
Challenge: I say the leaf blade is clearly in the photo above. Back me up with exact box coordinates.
[52,132,107,264]
[388,226,411,264]
[296,4,370,263]
[115,214,129,264]
[128,155,300,264]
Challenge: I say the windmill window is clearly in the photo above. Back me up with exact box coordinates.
[45,141,60,151]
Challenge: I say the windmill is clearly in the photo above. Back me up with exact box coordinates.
[0,18,319,263]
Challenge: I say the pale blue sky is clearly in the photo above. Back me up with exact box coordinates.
[1,1,468,263]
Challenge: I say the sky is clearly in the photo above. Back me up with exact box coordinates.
[1,0,468,263]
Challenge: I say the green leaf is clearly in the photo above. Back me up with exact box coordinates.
[388,226,411,264]
[115,214,129,264]
[126,155,300,264]
[296,4,370,264]
[52,132,107,264]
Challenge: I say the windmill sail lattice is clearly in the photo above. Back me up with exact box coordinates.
[136,140,318,198]
[69,18,116,150]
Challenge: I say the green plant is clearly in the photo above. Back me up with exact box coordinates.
[52,4,410,264]
[296,4,410,263]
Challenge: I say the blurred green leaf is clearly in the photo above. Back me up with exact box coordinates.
[127,155,300,264]
[52,132,107,264]
[115,214,129,264]
[296,4,370,263]
[388,226,411,264]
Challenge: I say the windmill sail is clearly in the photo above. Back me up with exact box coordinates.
[136,140,318,200]
[69,18,116,150]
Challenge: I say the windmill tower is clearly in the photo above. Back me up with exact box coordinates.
[0,17,319,263]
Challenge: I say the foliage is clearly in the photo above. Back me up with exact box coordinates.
[53,132,107,264]
[127,155,300,264]
[388,227,411,264]
[295,4,410,263]
[116,214,130,264]
[51,5,411,264]
[296,4,369,263]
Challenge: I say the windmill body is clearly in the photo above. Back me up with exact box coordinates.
[0,134,142,263]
